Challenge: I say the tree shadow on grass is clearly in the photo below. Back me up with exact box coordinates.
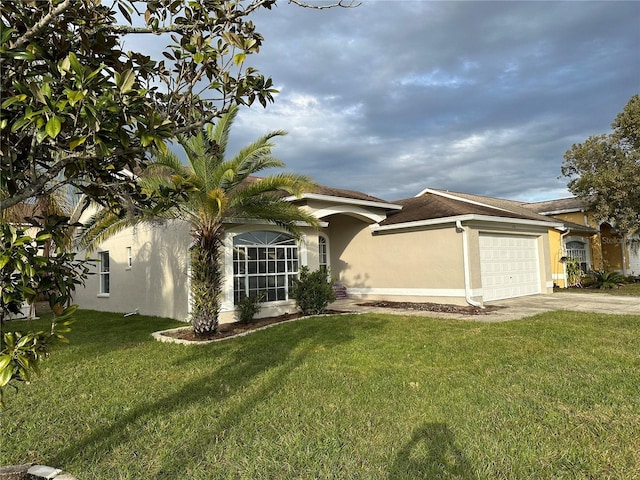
[388,423,478,480]
[51,315,384,478]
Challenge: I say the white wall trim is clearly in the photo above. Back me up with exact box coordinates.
[347,287,483,298]
[312,205,388,224]
[285,192,402,211]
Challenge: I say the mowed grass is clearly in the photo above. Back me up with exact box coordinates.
[555,281,640,296]
[2,309,639,479]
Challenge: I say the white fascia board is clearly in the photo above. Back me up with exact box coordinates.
[415,188,516,214]
[538,208,584,215]
[284,193,402,211]
[371,214,563,233]
[223,217,328,228]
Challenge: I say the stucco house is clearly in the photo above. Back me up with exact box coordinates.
[420,192,640,286]
[74,183,571,323]
[524,197,639,283]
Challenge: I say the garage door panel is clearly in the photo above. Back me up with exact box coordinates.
[479,234,541,301]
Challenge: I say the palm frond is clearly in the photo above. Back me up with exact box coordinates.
[229,200,320,237]
[208,104,239,155]
[232,131,287,178]
[76,209,133,254]
[233,173,315,200]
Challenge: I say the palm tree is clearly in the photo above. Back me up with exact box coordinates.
[78,105,319,336]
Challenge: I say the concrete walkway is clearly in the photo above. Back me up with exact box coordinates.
[331,292,640,322]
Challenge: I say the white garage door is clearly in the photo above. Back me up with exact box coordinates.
[479,234,541,301]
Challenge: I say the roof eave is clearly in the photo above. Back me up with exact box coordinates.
[372,214,562,233]
[284,193,403,211]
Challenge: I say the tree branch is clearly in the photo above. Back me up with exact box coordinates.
[13,0,74,49]
[287,0,361,9]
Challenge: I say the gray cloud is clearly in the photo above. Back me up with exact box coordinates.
[221,1,639,202]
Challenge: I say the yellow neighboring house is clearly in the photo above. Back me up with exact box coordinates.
[525,197,638,287]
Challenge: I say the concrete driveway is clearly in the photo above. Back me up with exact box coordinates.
[332,292,640,322]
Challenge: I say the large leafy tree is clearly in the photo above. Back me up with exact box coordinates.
[0,0,354,401]
[1,0,356,213]
[562,94,640,234]
[79,105,319,336]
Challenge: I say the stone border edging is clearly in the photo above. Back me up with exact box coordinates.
[0,464,78,480]
[152,312,358,345]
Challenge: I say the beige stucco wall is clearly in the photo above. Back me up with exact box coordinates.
[325,214,469,305]
[74,219,192,320]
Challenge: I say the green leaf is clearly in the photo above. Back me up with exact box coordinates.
[0,255,9,270]
[45,115,62,138]
[140,132,154,147]
[35,233,53,242]
[117,69,136,94]
[69,136,87,150]
[66,90,84,105]
[10,116,31,133]
[193,52,204,63]
[1,94,27,108]
[0,355,11,372]
[0,364,13,387]
[57,56,71,74]
[233,53,246,66]
[68,52,83,75]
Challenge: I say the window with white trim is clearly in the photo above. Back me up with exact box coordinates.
[99,251,110,294]
[318,236,328,272]
[233,231,299,304]
[565,240,588,271]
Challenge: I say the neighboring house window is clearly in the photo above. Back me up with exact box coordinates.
[233,231,299,304]
[319,236,328,272]
[126,246,132,269]
[99,251,110,295]
[565,240,588,271]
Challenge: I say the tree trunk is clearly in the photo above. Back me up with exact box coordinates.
[190,230,223,336]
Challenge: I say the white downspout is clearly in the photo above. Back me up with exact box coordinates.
[560,228,570,288]
[456,220,483,308]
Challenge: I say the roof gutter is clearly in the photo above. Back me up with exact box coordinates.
[372,214,563,233]
[559,226,570,288]
[456,220,484,308]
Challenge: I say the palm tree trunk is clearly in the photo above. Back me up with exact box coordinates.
[190,229,223,336]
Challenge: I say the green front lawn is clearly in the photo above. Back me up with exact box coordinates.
[2,310,639,479]
[555,281,640,296]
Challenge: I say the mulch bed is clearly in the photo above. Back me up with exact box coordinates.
[358,300,502,315]
[162,301,501,343]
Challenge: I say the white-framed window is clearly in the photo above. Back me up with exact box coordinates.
[565,240,588,271]
[232,231,299,304]
[318,235,328,272]
[126,246,132,269]
[99,251,110,295]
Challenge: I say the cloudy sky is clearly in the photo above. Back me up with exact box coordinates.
[216,1,638,202]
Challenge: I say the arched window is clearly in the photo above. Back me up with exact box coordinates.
[318,236,328,272]
[233,231,299,304]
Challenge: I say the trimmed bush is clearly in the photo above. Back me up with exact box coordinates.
[237,294,264,324]
[290,267,336,316]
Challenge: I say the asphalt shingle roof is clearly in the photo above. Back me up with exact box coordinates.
[523,197,591,214]
[380,192,553,226]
